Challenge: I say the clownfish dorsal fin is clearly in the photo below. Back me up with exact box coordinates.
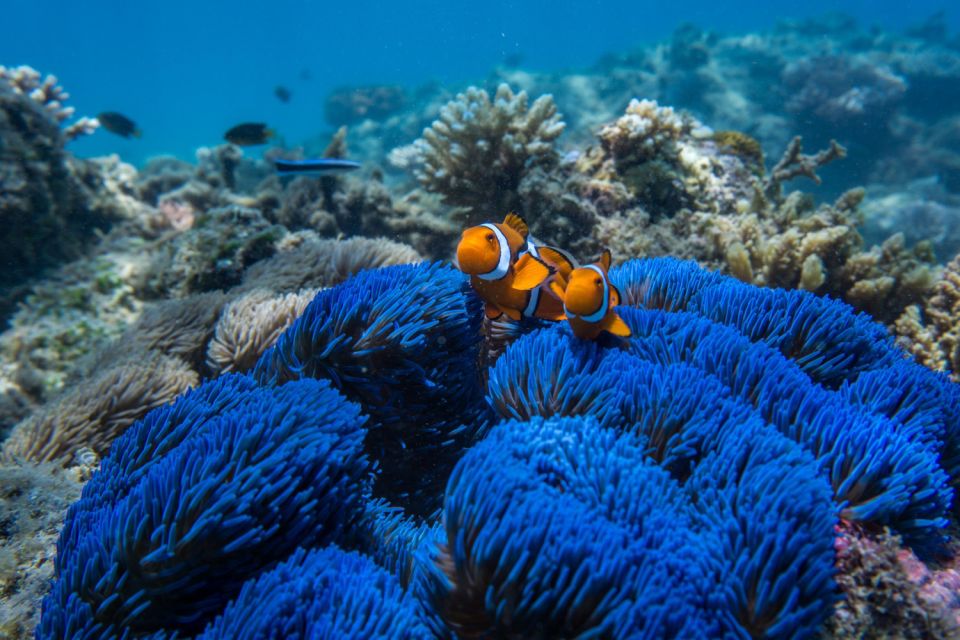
[538,246,578,276]
[503,212,529,239]
[603,312,632,337]
[598,249,612,272]
[512,253,552,290]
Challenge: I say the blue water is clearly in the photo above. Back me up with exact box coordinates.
[2,0,955,166]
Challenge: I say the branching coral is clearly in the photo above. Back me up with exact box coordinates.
[0,66,98,141]
[896,253,960,380]
[39,375,370,638]
[417,83,564,224]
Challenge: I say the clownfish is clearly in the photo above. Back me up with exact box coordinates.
[551,249,632,340]
[456,213,561,321]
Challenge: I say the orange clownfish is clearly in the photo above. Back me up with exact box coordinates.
[551,249,632,340]
[456,213,566,321]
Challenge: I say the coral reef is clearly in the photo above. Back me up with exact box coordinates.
[417,83,564,224]
[895,253,960,381]
[829,526,959,638]
[0,459,90,639]
[325,85,407,125]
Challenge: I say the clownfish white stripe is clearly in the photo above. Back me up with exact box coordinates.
[564,264,609,323]
[477,223,511,281]
[524,235,542,259]
[523,285,540,317]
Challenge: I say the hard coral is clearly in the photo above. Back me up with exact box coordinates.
[325,85,406,125]
[417,83,564,224]
[896,253,960,381]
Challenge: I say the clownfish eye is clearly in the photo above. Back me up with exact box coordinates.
[594,277,603,288]
[486,233,496,243]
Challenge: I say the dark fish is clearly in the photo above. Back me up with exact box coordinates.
[225,123,274,146]
[274,158,361,175]
[274,85,292,103]
[97,111,141,138]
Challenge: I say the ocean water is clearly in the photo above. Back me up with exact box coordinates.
[2,0,955,165]
[5,2,960,639]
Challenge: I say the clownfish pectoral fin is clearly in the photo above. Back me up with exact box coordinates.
[538,246,578,276]
[598,248,612,272]
[502,306,523,321]
[603,312,632,337]
[485,303,504,319]
[502,212,529,238]
[512,254,552,290]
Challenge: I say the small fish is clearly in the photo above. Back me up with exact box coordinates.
[274,158,361,175]
[456,213,554,321]
[97,111,141,138]
[274,85,292,103]
[224,123,274,146]
[510,216,579,322]
[552,249,631,340]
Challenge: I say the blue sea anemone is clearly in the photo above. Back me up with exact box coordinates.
[198,546,430,639]
[415,416,719,638]
[39,377,370,638]
[252,261,492,515]
[687,419,837,639]
[622,306,952,553]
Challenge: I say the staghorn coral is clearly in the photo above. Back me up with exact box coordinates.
[0,65,98,141]
[0,351,197,464]
[206,288,317,374]
[39,375,371,638]
[896,253,960,380]
[417,83,564,224]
